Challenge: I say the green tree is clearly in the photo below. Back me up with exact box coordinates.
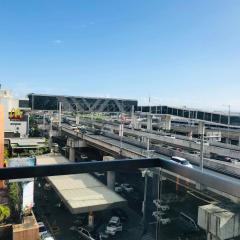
[4,149,9,159]
[8,183,20,210]
[0,205,10,223]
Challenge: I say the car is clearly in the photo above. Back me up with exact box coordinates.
[81,154,88,160]
[159,205,170,211]
[114,185,123,193]
[171,156,193,168]
[194,140,209,146]
[120,183,134,193]
[40,233,55,240]
[152,211,165,219]
[77,227,96,240]
[159,218,171,225]
[105,216,122,236]
[99,232,109,239]
[38,222,48,237]
[224,157,234,163]
[94,129,103,135]
[111,208,128,222]
[153,199,163,208]
[94,172,105,177]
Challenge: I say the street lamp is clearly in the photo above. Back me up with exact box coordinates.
[227,105,231,145]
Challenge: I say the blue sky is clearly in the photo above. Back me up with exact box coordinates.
[0,1,240,111]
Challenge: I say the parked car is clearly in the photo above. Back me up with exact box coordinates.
[159,205,170,211]
[114,183,123,193]
[159,218,171,225]
[94,172,105,177]
[120,183,134,193]
[38,222,47,237]
[152,211,165,219]
[105,216,123,236]
[111,208,128,222]
[40,233,54,240]
[81,154,88,160]
[153,199,163,208]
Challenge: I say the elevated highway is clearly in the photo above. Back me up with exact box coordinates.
[60,124,240,180]
[66,118,240,161]
[60,124,240,202]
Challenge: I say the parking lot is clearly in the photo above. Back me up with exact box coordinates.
[34,164,207,240]
[34,177,147,240]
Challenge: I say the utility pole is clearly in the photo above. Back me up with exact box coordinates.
[59,102,62,129]
[227,105,231,145]
[49,116,53,149]
[119,100,124,157]
[199,121,205,172]
[149,96,151,114]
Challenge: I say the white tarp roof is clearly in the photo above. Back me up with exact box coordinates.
[37,154,126,214]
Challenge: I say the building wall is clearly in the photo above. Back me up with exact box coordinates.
[0,90,28,137]
[0,104,4,167]
[0,104,4,188]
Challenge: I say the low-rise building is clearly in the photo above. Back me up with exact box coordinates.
[0,89,30,138]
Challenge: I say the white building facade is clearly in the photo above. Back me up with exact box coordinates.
[0,89,30,137]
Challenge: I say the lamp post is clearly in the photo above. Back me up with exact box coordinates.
[227,105,231,145]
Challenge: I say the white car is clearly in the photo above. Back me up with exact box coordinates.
[171,156,193,168]
[106,216,123,236]
[153,199,163,208]
[81,154,88,160]
[159,218,171,225]
[94,172,105,177]
[152,211,165,219]
[38,222,47,237]
[194,140,209,146]
[159,205,170,211]
[115,186,123,193]
[40,233,54,240]
[120,183,134,193]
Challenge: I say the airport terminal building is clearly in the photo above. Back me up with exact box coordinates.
[28,93,138,113]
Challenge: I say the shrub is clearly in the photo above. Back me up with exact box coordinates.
[0,205,10,223]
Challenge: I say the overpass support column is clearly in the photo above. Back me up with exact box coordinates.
[76,115,80,125]
[67,138,87,162]
[69,147,75,162]
[238,136,240,147]
[103,156,115,190]
[147,114,152,131]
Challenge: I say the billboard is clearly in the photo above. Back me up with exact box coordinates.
[22,181,34,211]
[8,157,36,182]
[9,108,24,121]
[8,157,36,212]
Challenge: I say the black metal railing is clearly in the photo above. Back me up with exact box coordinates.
[1,157,240,198]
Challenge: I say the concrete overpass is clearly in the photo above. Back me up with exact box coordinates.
[66,118,240,161]
[59,124,240,202]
